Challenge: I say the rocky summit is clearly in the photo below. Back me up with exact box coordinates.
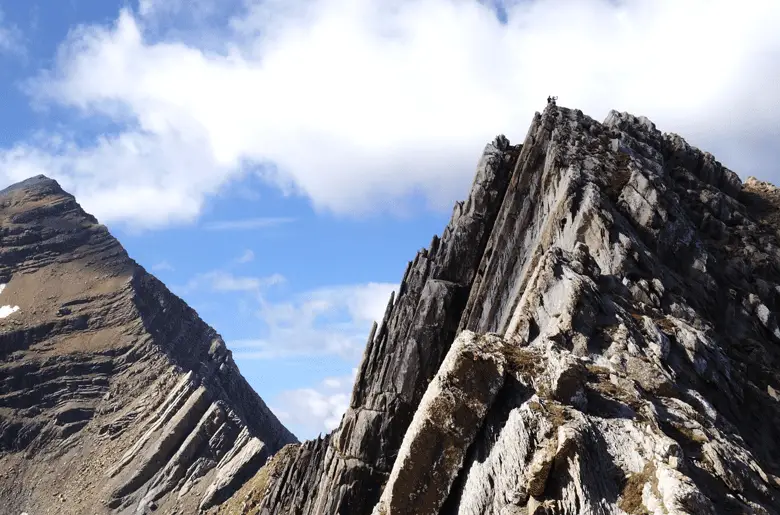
[4,102,780,515]
[0,175,296,514]
[217,104,780,515]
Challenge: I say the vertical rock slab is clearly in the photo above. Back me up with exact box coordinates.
[110,385,211,501]
[444,106,780,514]
[371,331,506,515]
[199,432,269,510]
[255,139,520,515]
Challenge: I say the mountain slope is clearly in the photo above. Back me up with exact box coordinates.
[225,105,780,514]
[0,176,296,514]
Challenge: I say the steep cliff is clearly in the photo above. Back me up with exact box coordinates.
[0,176,296,514]
[225,105,780,514]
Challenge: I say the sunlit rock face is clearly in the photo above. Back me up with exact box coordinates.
[0,175,296,514]
[233,105,780,515]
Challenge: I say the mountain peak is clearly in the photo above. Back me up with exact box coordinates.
[0,174,65,198]
[223,105,780,515]
[0,176,296,513]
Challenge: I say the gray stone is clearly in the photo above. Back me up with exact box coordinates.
[245,103,780,515]
[371,331,506,515]
[256,138,520,515]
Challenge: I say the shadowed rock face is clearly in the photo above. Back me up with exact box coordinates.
[0,176,296,514]
[244,137,520,515]
[230,106,780,515]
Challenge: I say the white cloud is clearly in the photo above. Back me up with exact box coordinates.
[2,1,780,228]
[137,0,217,20]
[309,282,398,324]
[151,260,175,271]
[271,369,357,435]
[235,249,255,263]
[0,282,19,319]
[231,281,396,359]
[0,305,20,318]
[202,217,294,231]
[138,0,183,18]
[183,270,285,293]
[0,9,23,56]
[0,130,227,229]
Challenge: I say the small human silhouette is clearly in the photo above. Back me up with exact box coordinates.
[547,96,551,104]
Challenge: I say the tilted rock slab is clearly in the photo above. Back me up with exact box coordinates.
[255,137,521,515]
[446,107,779,514]
[372,331,507,515]
[0,176,296,514]
[236,104,780,514]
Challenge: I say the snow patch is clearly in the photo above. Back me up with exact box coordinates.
[0,283,20,318]
[0,305,20,318]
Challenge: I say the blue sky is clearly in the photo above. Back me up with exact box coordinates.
[1,0,779,439]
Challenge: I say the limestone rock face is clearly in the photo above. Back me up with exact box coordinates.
[372,331,507,515]
[0,176,296,514]
[254,138,521,515]
[235,105,780,515]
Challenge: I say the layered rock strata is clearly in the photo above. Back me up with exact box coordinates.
[0,176,296,514]
[237,105,780,514]
[371,331,508,515]
[253,135,521,515]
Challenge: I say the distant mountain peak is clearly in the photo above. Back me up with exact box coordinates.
[0,174,296,513]
[0,174,64,198]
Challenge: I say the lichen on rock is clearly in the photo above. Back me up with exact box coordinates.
[371,331,507,515]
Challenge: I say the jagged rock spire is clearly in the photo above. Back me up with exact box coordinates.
[232,104,780,515]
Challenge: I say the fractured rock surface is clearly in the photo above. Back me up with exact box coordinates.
[252,137,520,515]
[372,330,507,515]
[232,105,780,514]
[0,176,296,514]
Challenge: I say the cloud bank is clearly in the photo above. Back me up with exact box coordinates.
[1,0,779,228]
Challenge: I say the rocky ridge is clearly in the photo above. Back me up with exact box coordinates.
[224,104,780,515]
[0,176,296,514]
